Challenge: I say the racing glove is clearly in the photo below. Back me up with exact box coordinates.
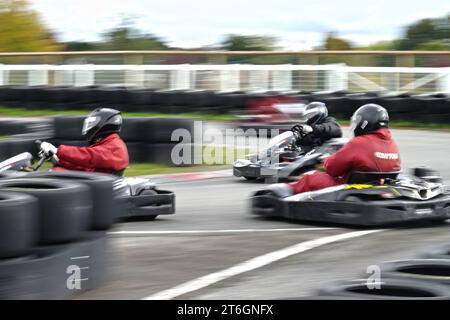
[291,124,314,142]
[40,141,57,157]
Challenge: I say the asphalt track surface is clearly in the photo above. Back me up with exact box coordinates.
[77,128,450,300]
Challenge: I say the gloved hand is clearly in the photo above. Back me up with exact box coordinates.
[40,141,57,157]
[291,124,314,141]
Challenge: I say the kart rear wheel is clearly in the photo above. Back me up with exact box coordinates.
[138,189,158,220]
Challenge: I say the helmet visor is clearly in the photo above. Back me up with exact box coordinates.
[82,115,100,136]
[350,114,361,137]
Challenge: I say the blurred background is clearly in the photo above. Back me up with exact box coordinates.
[1,0,450,301]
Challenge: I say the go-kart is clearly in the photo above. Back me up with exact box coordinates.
[251,168,450,226]
[0,142,175,220]
[233,130,347,183]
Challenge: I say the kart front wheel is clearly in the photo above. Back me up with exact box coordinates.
[138,189,159,220]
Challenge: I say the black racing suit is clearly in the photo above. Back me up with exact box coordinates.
[297,116,342,147]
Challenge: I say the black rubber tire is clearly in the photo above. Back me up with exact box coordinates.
[50,139,88,148]
[0,191,39,259]
[412,166,442,183]
[379,259,450,285]
[6,132,52,159]
[26,171,117,230]
[139,118,195,144]
[125,142,145,163]
[0,140,12,161]
[0,178,92,245]
[0,231,108,299]
[52,115,86,140]
[318,278,450,300]
[121,117,146,142]
[244,176,258,181]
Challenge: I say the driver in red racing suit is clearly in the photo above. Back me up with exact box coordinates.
[39,108,129,175]
[285,104,401,195]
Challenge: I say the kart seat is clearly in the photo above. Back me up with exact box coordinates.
[347,171,401,184]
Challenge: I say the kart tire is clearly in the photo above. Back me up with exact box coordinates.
[26,171,117,230]
[141,143,194,165]
[318,278,450,300]
[125,142,145,163]
[244,176,258,181]
[50,139,88,148]
[379,259,450,285]
[0,192,39,259]
[137,189,158,220]
[121,117,145,142]
[52,115,86,140]
[0,140,12,161]
[412,167,442,183]
[0,178,92,245]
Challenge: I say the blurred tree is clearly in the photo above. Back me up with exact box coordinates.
[397,15,450,50]
[0,0,61,52]
[65,41,96,51]
[98,25,168,50]
[220,34,278,51]
[322,33,353,50]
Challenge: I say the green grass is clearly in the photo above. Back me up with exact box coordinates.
[33,162,230,177]
[124,163,231,177]
[0,106,235,121]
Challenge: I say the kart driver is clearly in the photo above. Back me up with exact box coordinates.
[290,101,342,148]
[39,108,129,175]
[273,104,401,196]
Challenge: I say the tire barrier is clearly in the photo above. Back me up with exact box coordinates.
[379,259,450,285]
[0,231,107,299]
[315,243,450,300]
[317,278,450,300]
[1,86,449,121]
[0,173,117,298]
[0,191,39,259]
[26,171,118,230]
[0,178,92,245]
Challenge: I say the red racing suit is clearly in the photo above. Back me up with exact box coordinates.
[54,133,129,174]
[288,128,401,194]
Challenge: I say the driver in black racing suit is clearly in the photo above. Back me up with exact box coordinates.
[291,101,342,148]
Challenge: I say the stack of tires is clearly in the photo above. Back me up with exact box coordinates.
[315,244,450,300]
[0,119,53,162]
[49,115,88,148]
[123,117,195,165]
[0,171,117,299]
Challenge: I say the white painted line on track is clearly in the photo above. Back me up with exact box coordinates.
[108,227,338,236]
[142,229,383,300]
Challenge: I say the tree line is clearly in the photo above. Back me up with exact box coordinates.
[0,0,448,53]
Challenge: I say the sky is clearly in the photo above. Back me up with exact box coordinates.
[30,0,450,50]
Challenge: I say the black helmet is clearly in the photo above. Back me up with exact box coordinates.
[82,108,122,144]
[351,104,389,137]
[300,102,328,125]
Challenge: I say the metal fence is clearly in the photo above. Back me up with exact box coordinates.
[1,64,449,93]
